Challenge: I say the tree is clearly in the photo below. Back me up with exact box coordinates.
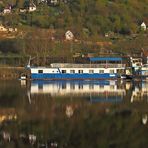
[24,29,52,65]
[16,0,25,8]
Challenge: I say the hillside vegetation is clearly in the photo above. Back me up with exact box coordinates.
[0,0,148,34]
[0,0,147,64]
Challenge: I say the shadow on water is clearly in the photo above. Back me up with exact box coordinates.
[0,79,148,148]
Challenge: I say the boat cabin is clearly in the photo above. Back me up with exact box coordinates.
[29,57,126,80]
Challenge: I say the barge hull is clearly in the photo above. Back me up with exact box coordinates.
[31,73,117,80]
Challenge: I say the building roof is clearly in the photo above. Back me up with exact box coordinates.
[141,22,146,26]
[89,57,122,62]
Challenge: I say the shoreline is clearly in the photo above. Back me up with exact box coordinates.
[0,67,25,80]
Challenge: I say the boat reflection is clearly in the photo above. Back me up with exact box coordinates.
[0,80,148,147]
[28,80,126,103]
[131,81,148,102]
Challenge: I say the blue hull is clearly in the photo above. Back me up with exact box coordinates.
[31,73,117,80]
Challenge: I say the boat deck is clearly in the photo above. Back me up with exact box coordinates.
[50,63,126,68]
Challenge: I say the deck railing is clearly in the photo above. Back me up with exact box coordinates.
[50,63,126,68]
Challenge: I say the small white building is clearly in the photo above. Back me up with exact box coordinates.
[8,28,14,32]
[0,24,7,32]
[141,22,147,31]
[50,0,59,5]
[38,0,47,4]
[65,30,74,41]
[3,8,11,14]
[20,8,27,13]
[29,3,37,12]
[8,27,17,32]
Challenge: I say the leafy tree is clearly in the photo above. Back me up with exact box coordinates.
[32,15,50,28]
[0,3,4,12]
[16,0,25,8]
[3,13,20,26]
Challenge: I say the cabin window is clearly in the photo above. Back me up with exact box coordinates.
[78,70,83,74]
[89,70,94,74]
[70,70,75,73]
[62,70,66,73]
[99,70,104,74]
[38,70,43,73]
[110,70,114,74]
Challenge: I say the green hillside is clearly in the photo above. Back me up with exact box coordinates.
[1,0,148,34]
[0,0,147,63]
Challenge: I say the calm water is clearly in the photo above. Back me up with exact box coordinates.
[0,80,148,148]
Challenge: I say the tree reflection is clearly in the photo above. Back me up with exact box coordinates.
[0,80,148,147]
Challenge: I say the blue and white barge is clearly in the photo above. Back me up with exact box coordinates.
[29,57,125,80]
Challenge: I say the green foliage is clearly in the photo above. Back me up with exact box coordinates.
[0,39,21,54]
[32,15,50,28]
[1,0,147,36]
[2,13,21,26]
[0,0,147,59]
[0,4,4,12]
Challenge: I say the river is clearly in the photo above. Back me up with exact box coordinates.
[0,80,148,148]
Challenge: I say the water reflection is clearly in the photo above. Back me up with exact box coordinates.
[28,80,148,103]
[131,81,148,102]
[28,80,126,103]
[142,114,148,125]
[0,80,148,147]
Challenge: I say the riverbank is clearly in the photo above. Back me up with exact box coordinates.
[0,67,25,80]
